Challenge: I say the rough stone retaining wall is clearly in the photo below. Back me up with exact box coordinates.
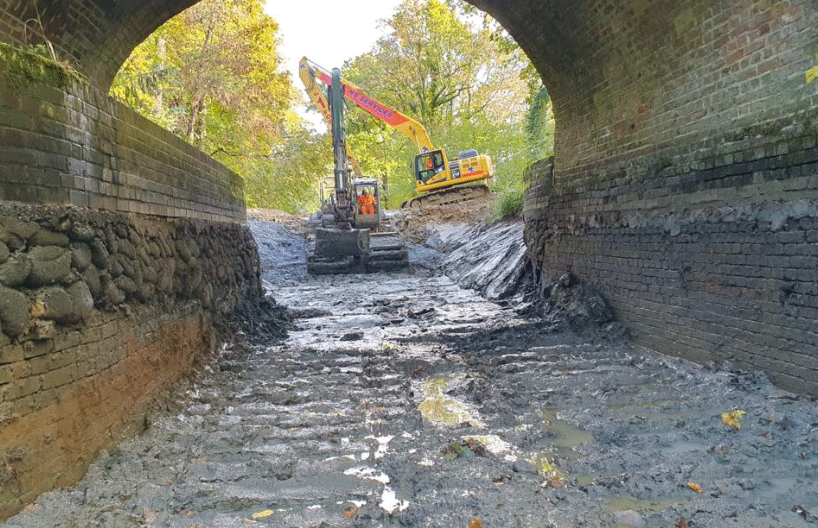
[0,47,259,518]
[0,205,261,518]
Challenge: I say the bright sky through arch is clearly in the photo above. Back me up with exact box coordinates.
[264,0,404,127]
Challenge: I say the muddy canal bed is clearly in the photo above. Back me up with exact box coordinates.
[4,220,818,528]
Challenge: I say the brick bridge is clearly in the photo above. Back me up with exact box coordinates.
[0,0,817,516]
[1,0,816,405]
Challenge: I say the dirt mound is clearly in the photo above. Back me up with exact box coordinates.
[391,193,493,243]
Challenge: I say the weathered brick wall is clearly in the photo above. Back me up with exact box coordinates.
[1,303,212,517]
[475,0,818,181]
[524,108,818,395]
[0,0,197,89]
[0,43,245,222]
[0,46,260,519]
[501,0,818,397]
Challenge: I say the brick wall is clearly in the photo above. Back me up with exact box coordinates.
[0,43,245,222]
[0,45,260,519]
[524,109,818,395]
[0,303,211,517]
[475,0,818,396]
[475,0,818,182]
[0,0,197,89]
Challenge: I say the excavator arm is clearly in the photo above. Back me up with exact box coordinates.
[298,58,363,177]
[299,57,435,154]
[299,57,493,209]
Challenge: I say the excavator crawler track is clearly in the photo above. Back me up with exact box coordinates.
[400,184,491,210]
[307,230,408,275]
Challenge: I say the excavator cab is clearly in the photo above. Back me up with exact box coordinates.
[415,150,448,184]
[352,178,381,230]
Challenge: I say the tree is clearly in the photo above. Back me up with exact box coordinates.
[111,0,325,213]
[332,0,537,207]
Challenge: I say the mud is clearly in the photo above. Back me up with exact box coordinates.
[3,218,818,528]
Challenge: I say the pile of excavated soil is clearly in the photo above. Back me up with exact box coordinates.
[246,208,306,232]
[390,194,494,244]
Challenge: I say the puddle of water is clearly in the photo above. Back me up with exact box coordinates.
[417,376,484,427]
[573,473,595,487]
[538,410,593,458]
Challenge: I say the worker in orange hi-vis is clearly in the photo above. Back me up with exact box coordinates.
[357,189,376,215]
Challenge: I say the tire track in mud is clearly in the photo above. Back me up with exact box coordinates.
[4,221,818,528]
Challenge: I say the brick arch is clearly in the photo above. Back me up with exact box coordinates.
[472,0,816,176]
[0,0,199,88]
[2,0,818,396]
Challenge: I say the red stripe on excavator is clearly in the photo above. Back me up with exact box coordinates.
[315,69,408,128]
[343,86,408,127]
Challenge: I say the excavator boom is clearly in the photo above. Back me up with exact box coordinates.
[299,57,494,208]
[300,57,435,153]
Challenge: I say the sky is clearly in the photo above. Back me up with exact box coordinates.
[263,0,403,85]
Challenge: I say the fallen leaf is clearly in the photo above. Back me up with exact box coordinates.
[251,510,275,519]
[342,507,358,519]
[467,518,483,528]
[687,482,704,493]
[721,410,746,429]
[674,517,688,528]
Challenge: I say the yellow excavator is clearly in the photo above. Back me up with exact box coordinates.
[299,57,494,209]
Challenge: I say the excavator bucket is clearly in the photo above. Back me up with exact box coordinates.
[308,228,370,275]
[313,228,369,258]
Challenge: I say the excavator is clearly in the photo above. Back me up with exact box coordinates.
[299,57,494,209]
[305,66,408,275]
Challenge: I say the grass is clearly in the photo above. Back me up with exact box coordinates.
[485,186,525,223]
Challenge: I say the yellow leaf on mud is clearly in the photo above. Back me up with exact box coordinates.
[252,510,275,519]
[807,65,818,83]
[721,410,746,429]
[467,518,484,528]
[687,482,704,493]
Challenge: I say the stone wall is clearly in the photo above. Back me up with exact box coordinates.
[0,46,260,518]
[0,205,261,518]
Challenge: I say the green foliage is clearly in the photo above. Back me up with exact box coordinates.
[485,187,524,223]
[329,0,552,209]
[110,0,556,214]
[110,0,321,213]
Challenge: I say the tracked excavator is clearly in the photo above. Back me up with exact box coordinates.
[299,57,494,210]
[305,67,408,275]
